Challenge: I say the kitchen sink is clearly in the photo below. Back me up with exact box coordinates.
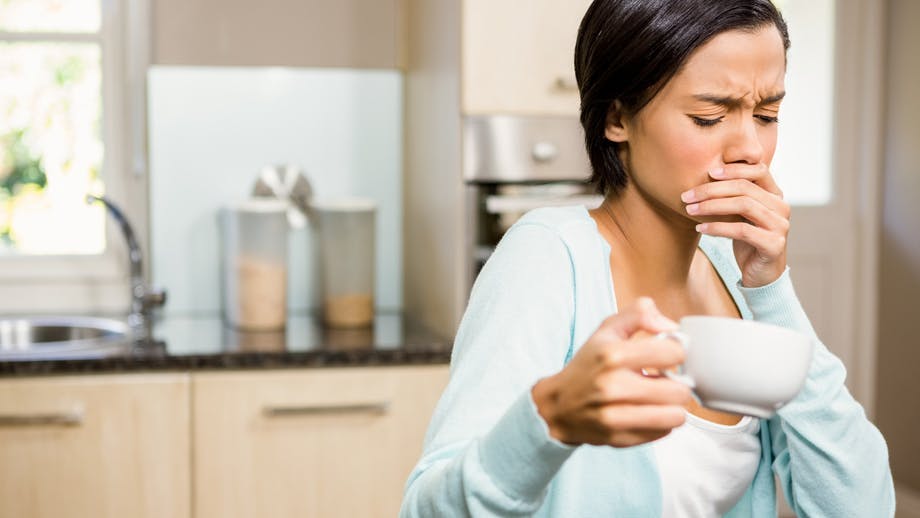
[0,316,131,361]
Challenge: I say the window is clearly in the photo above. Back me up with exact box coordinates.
[771,0,836,206]
[0,0,148,314]
[0,0,106,255]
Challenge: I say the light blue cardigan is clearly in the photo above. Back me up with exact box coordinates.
[401,206,894,517]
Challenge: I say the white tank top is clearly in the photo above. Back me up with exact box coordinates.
[653,412,762,517]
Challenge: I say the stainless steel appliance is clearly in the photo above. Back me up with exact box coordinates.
[463,115,602,281]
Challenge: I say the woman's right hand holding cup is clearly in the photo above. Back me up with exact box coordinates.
[532,297,693,447]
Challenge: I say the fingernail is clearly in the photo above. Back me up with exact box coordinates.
[680,190,695,202]
[685,203,699,215]
[709,167,725,178]
[695,223,706,233]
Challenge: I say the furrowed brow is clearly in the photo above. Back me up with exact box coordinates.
[693,94,743,108]
[692,91,786,108]
[759,92,786,105]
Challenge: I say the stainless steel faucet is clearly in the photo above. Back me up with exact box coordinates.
[86,194,166,344]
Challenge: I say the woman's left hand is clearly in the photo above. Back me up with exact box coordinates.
[682,163,790,288]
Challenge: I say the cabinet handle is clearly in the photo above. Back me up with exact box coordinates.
[554,75,579,91]
[0,411,84,427]
[531,141,559,163]
[262,402,390,418]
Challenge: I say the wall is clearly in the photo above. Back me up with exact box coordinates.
[403,0,466,337]
[147,67,403,315]
[153,0,406,69]
[876,0,920,494]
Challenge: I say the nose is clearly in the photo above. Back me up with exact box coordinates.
[722,117,764,165]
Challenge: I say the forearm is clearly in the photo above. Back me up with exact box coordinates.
[770,368,893,517]
[738,269,895,516]
[400,390,575,517]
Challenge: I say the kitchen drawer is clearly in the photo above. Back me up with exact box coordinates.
[0,373,191,518]
[193,365,449,518]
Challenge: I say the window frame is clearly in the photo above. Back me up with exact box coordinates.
[0,0,150,315]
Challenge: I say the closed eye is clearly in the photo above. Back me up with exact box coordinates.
[756,114,780,124]
[690,115,723,127]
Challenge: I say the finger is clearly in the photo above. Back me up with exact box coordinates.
[596,297,677,341]
[604,428,673,448]
[709,164,783,198]
[597,403,687,432]
[686,196,789,234]
[593,369,694,406]
[598,335,686,372]
[696,221,787,258]
[573,417,674,447]
[682,179,789,219]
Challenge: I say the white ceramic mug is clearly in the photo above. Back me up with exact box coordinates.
[655,316,813,418]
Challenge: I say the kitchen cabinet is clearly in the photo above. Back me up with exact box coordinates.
[0,373,191,518]
[153,0,407,69]
[0,363,449,518]
[462,0,593,115]
[192,365,449,518]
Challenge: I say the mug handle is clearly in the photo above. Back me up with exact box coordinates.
[653,331,696,389]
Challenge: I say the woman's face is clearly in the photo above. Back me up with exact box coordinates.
[609,26,787,222]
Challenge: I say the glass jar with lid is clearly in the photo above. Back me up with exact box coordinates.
[220,199,289,331]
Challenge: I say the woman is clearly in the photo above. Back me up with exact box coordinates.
[401,1,894,516]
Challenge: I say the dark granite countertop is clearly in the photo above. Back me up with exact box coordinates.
[0,311,453,377]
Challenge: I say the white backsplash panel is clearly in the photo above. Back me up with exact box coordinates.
[148,66,403,314]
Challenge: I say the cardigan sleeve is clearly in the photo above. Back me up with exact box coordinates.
[738,269,895,517]
[400,222,578,517]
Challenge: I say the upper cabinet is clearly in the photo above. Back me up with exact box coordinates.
[153,0,407,69]
[461,0,593,115]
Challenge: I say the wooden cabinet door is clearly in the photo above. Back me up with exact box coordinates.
[0,373,191,518]
[193,365,449,518]
[462,0,593,115]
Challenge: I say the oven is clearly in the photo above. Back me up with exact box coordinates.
[463,115,603,283]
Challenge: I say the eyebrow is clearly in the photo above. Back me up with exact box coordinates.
[692,91,786,108]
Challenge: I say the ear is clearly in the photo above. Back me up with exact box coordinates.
[604,100,630,143]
